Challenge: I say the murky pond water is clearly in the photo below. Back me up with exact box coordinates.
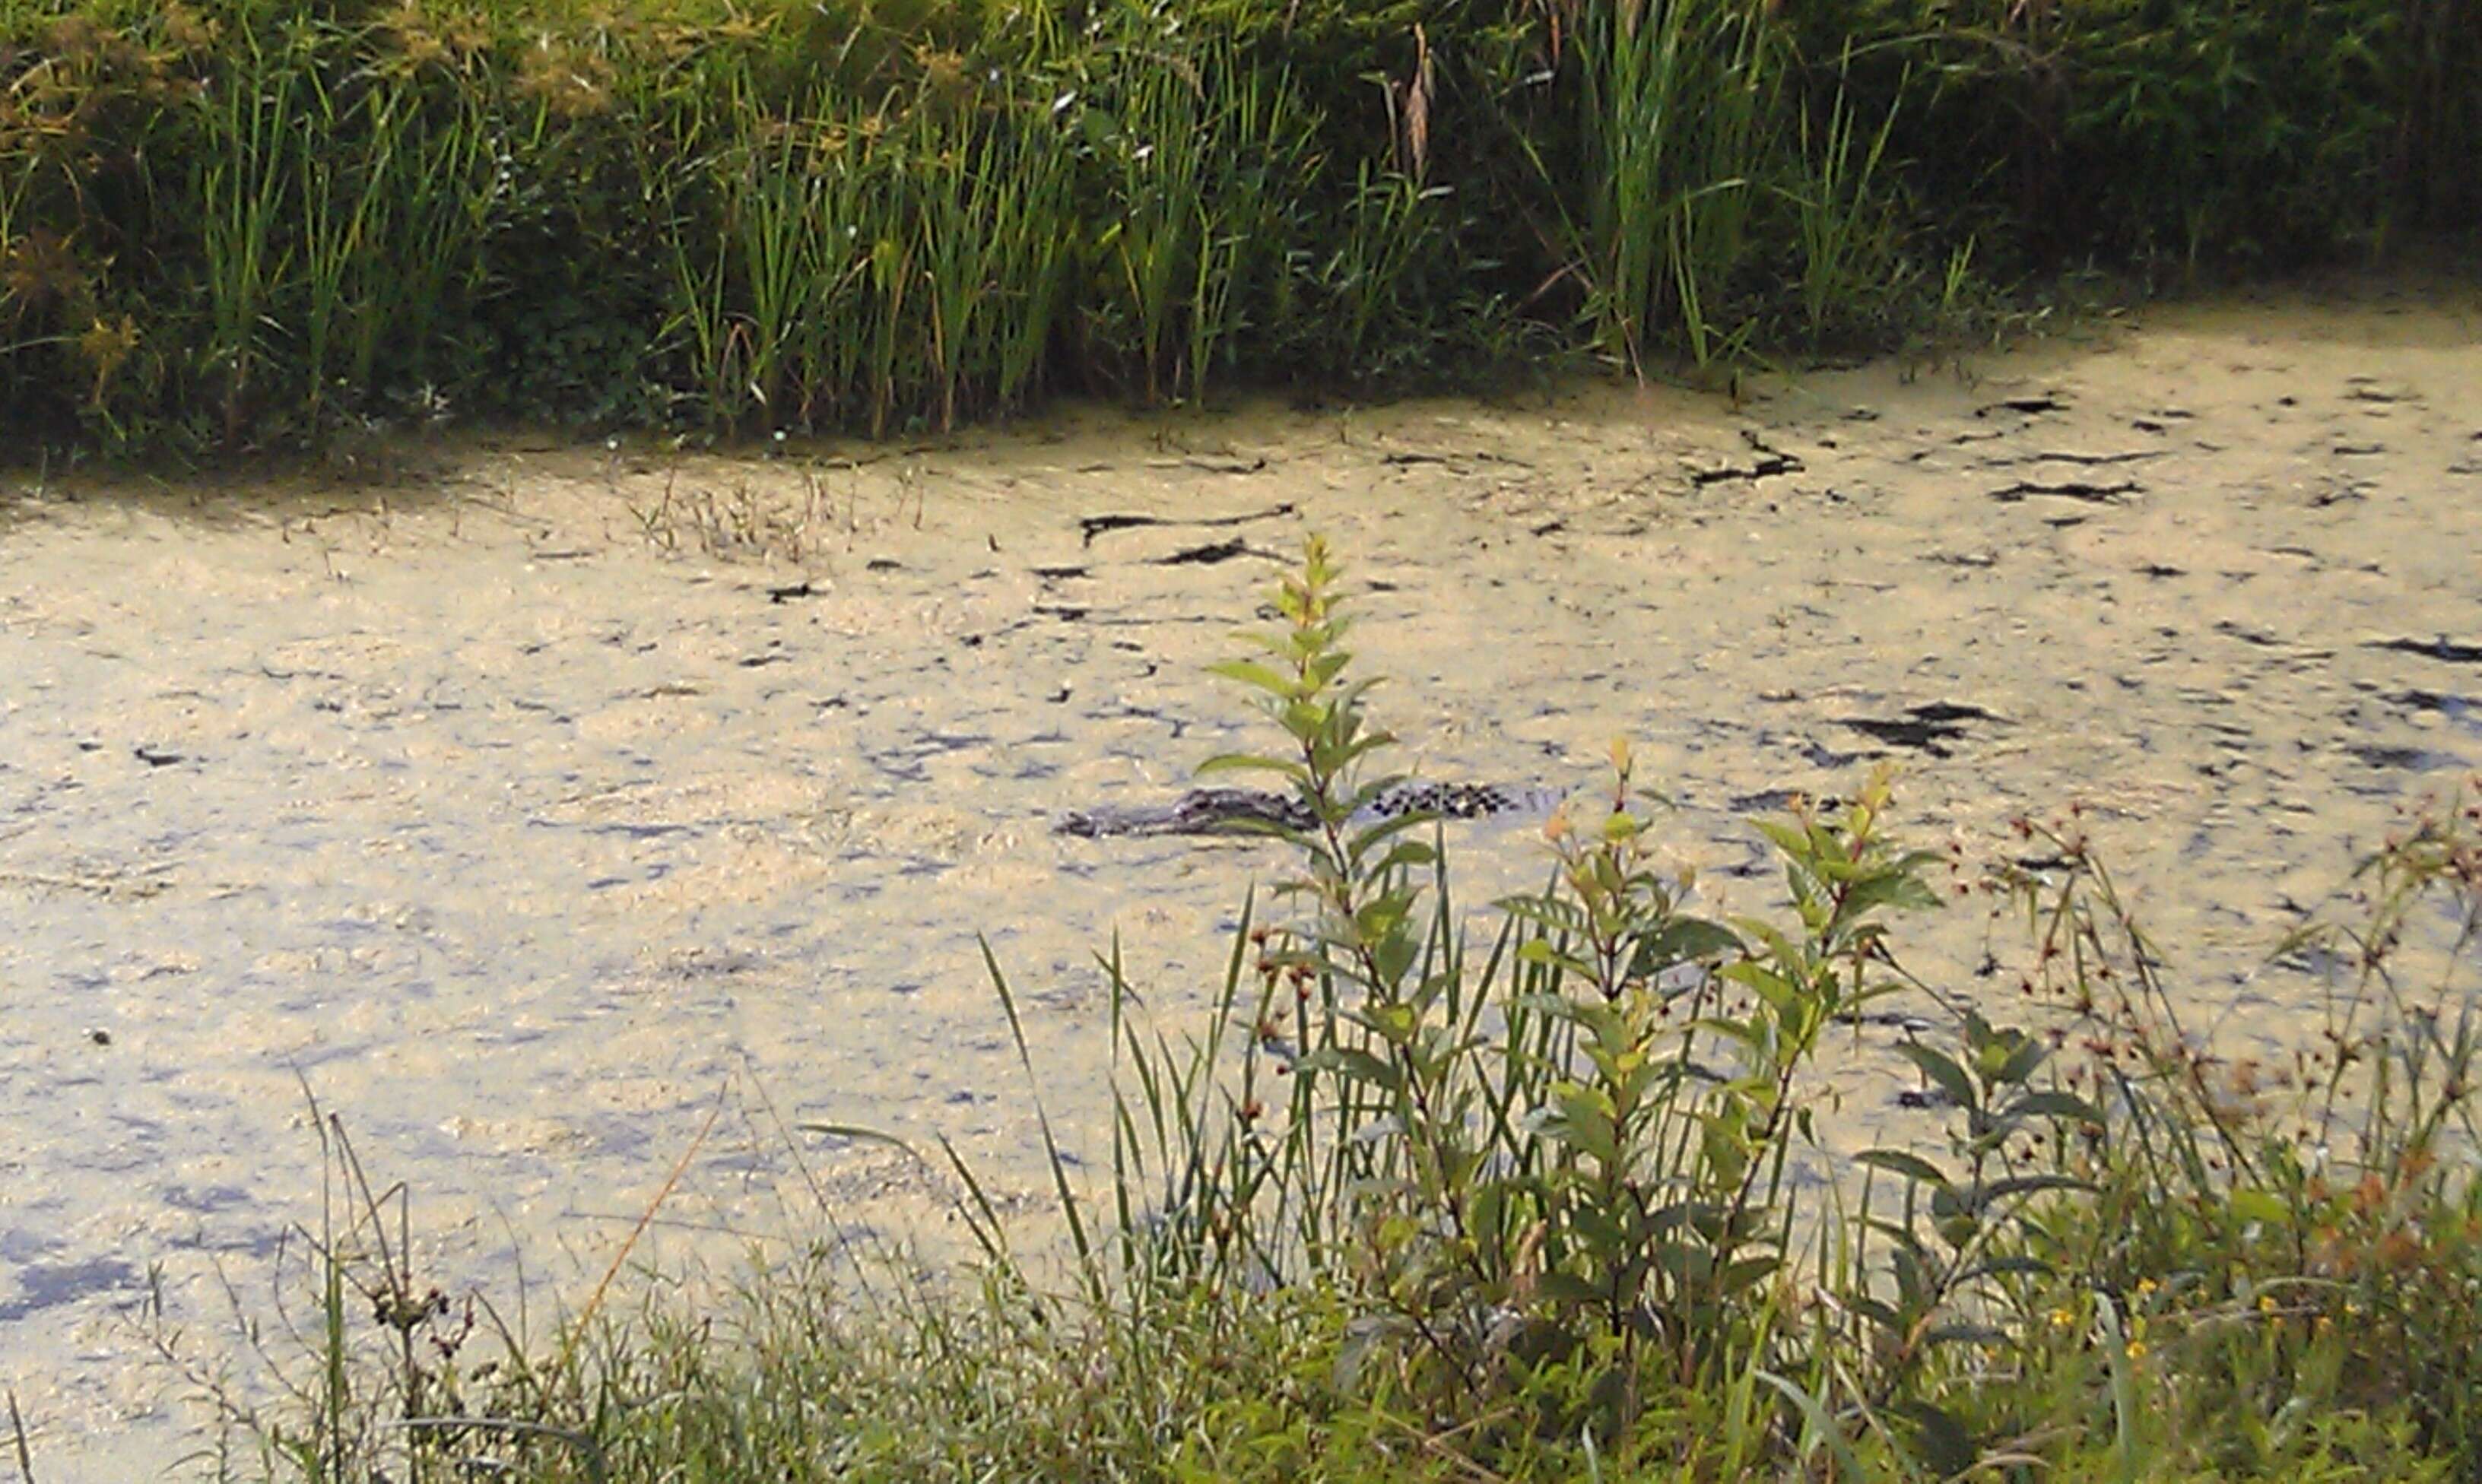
[5,283,2479,1477]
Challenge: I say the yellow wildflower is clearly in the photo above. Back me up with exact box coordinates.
[75,315,139,406]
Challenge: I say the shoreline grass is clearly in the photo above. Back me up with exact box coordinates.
[129,538,2482,1482]
[0,0,2472,460]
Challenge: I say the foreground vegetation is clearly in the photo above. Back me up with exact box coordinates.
[146,540,2482,1481]
[1,0,2474,455]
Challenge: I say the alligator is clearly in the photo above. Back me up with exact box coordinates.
[1054,781,1569,839]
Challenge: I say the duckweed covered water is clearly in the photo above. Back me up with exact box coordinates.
[3,284,2479,1478]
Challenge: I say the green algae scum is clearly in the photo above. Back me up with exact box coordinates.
[4,300,2480,1478]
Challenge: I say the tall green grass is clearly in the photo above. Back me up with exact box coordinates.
[189,17,300,442]
[1547,0,1780,369]
[0,0,2467,457]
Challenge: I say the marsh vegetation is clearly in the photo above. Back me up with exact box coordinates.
[0,0,2473,455]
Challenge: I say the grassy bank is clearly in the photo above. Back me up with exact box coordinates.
[147,541,2482,1482]
[1,0,2473,457]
